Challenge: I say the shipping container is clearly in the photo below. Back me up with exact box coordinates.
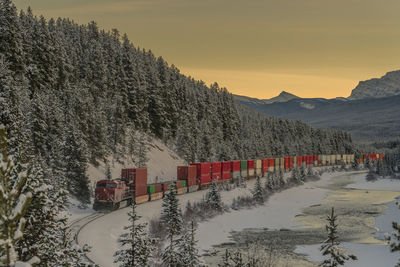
[147,185,156,194]
[284,157,289,170]
[211,162,222,181]
[134,184,147,196]
[313,155,318,166]
[268,158,275,172]
[177,187,187,195]
[135,195,149,204]
[240,160,248,179]
[279,158,285,170]
[247,159,255,178]
[331,155,336,165]
[150,192,163,201]
[289,157,294,169]
[296,156,302,167]
[231,161,241,180]
[222,161,231,180]
[247,160,255,170]
[255,159,262,176]
[121,168,147,185]
[262,159,269,174]
[190,162,211,185]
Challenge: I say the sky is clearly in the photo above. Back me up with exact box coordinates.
[13,0,400,99]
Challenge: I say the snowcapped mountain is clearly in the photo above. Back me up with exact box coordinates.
[349,70,400,100]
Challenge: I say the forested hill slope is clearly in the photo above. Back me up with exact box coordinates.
[0,1,353,202]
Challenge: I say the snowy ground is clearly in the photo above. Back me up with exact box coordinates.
[78,168,355,266]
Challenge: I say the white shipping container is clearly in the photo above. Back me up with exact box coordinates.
[248,169,255,177]
[255,159,262,169]
[280,158,285,170]
[232,171,240,180]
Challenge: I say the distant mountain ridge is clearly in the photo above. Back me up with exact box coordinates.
[349,70,400,100]
[263,91,300,103]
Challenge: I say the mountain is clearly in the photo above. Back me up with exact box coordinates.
[349,70,400,100]
[264,91,300,103]
[235,94,400,141]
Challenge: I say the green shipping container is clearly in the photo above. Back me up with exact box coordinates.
[180,180,187,187]
[240,160,248,171]
[147,185,156,194]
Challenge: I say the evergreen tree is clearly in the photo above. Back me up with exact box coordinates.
[306,165,314,177]
[0,127,39,266]
[206,180,223,211]
[320,207,357,266]
[64,129,90,204]
[179,221,201,267]
[161,184,183,266]
[114,201,154,267]
[252,176,264,204]
[299,165,306,181]
[105,162,112,180]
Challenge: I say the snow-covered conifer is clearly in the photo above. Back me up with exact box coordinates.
[161,184,183,266]
[114,201,154,267]
[0,126,39,266]
[179,221,201,266]
[252,176,264,204]
[206,180,223,211]
[320,207,357,266]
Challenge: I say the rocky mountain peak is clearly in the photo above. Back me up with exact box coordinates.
[348,70,400,100]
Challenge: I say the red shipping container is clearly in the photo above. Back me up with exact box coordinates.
[289,157,294,169]
[284,157,289,169]
[296,156,302,167]
[133,184,147,196]
[177,166,197,180]
[222,162,231,180]
[190,163,211,184]
[162,183,169,191]
[268,158,274,167]
[211,162,222,181]
[121,168,147,185]
[247,160,255,170]
[231,161,240,172]
[262,159,268,173]
[155,183,162,193]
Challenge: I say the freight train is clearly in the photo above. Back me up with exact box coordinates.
[93,153,383,210]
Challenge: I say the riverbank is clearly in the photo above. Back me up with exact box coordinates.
[201,171,400,266]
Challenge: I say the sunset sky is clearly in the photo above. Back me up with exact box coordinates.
[14,0,400,99]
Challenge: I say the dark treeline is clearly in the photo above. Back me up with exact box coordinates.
[0,0,353,202]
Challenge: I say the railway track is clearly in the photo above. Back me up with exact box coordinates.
[70,212,108,266]
[70,201,131,266]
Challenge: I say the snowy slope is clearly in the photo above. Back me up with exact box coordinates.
[86,137,186,187]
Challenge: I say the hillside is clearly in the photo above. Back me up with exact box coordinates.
[349,70,400,100]
[0,1,353,203]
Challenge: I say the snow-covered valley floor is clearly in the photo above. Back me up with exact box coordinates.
[77,169,367,266]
